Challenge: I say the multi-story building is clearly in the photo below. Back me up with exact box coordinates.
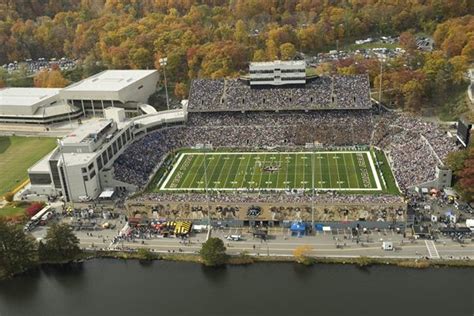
[249,60,306,86]
[26,107,186,202]
[0,69,159,124]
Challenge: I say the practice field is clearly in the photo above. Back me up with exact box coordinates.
[159,151,386,192]
[0,136,57,196]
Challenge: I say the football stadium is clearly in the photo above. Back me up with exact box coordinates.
[23,61,459,226]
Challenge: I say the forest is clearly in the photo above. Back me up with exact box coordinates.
[0,0,472,109]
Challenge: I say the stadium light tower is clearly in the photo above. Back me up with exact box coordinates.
[159,57,170,111]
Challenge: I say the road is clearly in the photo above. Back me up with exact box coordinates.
[32,225,474,260]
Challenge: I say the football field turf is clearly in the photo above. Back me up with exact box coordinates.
[159,151,383,192]
[0,136,57,196]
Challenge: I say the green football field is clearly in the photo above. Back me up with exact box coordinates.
[0,136,57,196]
[159,151,385,192]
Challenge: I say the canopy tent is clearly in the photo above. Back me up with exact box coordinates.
[99,188,115,199]
[290,222,307,237]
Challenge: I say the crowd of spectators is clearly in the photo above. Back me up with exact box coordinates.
[371,112,459,190]
[188,75,371,111]
[134,191,404,205]
[114,110,374,186]
[114,103,458,199]
[2,57,76,74]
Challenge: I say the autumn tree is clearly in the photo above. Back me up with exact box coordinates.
[280,42,296,61]
[399,31,417,53]
[293,245,314,265]
[174,82,187,99]
[34,69,70,88]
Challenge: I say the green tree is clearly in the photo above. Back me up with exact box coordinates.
[40,223,80,262]
[137,248,155,260]
[234,20,248,43]
[0,218,37,278]
[445,147,469,175]
[200,237,227,266]
[266,39,279,61]
[280,42,296,61]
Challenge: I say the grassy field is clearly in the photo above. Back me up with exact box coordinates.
[0,136,57,196]
[0,203,28,218]
[157,150,395,193]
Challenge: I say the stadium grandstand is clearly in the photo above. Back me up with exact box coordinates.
[24,62,460,226]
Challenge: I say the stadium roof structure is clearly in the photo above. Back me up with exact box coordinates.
[187,74,372,112]
[250,60,305,67]
[62,70,157,93]
[61,119,113,145]
[0,87,61,108]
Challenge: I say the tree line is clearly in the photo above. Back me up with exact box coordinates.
[0,219,81,279]
[0,1,472,101]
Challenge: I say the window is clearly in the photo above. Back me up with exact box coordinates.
[88,163,94,170]
[97,157,103,170]
[83,175,88,182]
[89,170,96,179]
[102,151,108,164]
[81,167,87,173]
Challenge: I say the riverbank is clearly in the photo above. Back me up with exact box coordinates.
[2,250,472,281]
[89,250,474,269]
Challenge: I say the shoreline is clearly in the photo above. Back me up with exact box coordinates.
[78,250,474,269]
[2,251,472,281]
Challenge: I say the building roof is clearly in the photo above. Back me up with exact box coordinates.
[0,88,61,107]
[62,152,97,166]
[61,119,113,145]
[63,70,157,92]
[250,60,305,67]
[29,148,58,174]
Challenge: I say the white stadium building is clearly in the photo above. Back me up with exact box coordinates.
[0,69,159,124]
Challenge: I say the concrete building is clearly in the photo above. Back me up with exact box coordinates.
[61,70,159,117]
[0,69,159,124]
[0,87,81,124]
[249,60,306,86]
[26,108,187,202]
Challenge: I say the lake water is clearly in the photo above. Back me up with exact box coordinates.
[0,260,472,316]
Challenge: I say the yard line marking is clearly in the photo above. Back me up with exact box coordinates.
[188,155,206,189]
[179,154,201,188]
[425,240,440,259]
[317,153,323,189]
[366,152,382,190]
[275,153,283,189]
[221,154,237,188]
[205,153,223,190]
[257,154,268,191]
[239,154,252,189]
[348,152,361,189]
[325,153,334,188]
[230,154,245,190]
[341,153,352,189]
[333,154,342,189]
[293,153,298,190]
[160,153,185,189]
